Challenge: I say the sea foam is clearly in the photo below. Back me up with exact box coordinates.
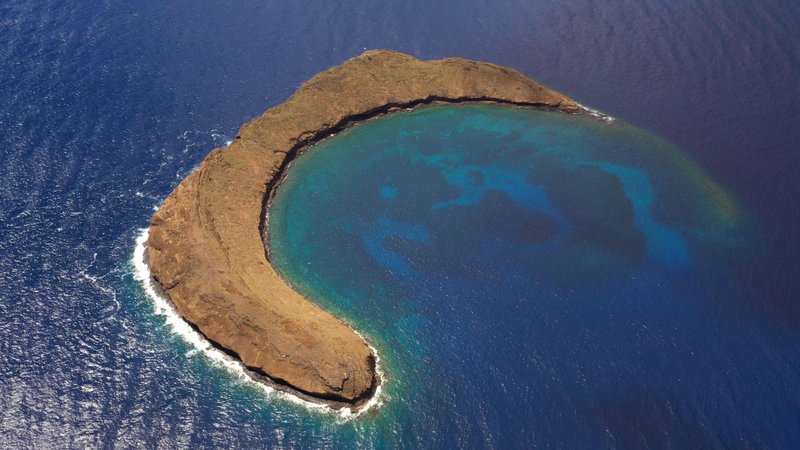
[577,103,616,122]
[132,227,384,419]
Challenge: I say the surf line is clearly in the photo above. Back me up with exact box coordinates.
[575,102,615,122]
[132,227,385,419]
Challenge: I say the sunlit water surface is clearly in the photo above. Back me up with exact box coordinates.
[2,0,799,447]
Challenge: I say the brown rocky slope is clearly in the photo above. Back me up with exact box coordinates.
[146,50,579,408]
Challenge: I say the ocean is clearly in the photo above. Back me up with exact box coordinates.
[1,0,799,448]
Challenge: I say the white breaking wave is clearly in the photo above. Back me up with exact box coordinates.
[210,132,234,148]
[132,227,384,419]
[576,103,616,122]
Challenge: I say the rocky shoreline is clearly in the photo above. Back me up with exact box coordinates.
[145,50,579,410]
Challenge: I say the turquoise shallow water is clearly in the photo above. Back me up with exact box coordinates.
[267,104,790,447]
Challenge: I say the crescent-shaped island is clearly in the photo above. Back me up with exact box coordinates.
[145,50,580,410]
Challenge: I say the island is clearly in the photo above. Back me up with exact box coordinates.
[145,50,580,410]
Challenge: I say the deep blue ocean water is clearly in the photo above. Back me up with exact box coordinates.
[1,0,799,448]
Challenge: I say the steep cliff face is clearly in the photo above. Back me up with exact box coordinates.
[146,50,578,408]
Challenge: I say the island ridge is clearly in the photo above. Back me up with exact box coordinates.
[145,50,579,408]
